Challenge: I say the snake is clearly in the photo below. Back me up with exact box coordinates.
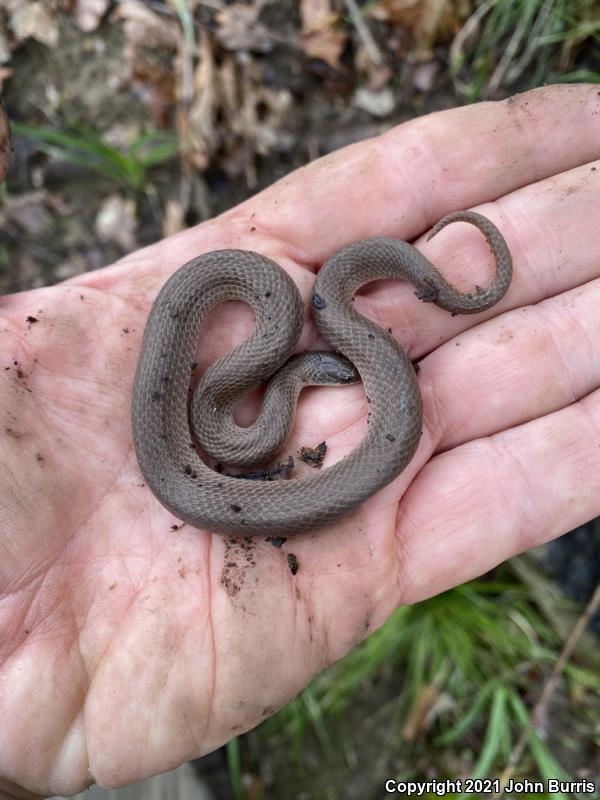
[131,211,512,537]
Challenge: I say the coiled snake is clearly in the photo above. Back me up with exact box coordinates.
[132,211,512,536]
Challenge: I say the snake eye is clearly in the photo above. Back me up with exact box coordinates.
[312,293,327,310]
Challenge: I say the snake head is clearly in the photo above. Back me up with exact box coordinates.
[312,351,360,385]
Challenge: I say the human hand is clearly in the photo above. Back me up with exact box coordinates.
[1,84,599,798]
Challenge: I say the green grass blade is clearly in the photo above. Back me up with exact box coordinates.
[11,121,176,190]
[508,692,571,796]
[469,686,509,779]
[226,737,244,800]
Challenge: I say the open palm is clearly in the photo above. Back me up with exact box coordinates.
[1,84,599,798]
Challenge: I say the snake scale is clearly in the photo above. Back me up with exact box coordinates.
[132,211,512,536]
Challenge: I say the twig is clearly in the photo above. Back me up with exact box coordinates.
[342,0,383,67]
[169,0,196,213]
[504,0,555,86]
[449,0,499,96]
[487,4,531,94]
[494,578,600,799]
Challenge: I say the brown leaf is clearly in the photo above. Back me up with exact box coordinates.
[353,86,395,117]
[184,27,292,178]
[9,2,59,48]
[215,2,273,53]
[112,0,179,125]
[162,198,186,238]
[369,0,460,53]
[300,0,347,69]
[113,0,179,52]
[95,194,137,251]
[0,28,10,63]
[369,0,423,25]
[402,684,447,741]
[73,0,110,32]
[186,30,218,171]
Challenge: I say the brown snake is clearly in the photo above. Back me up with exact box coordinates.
[131,211,512,536]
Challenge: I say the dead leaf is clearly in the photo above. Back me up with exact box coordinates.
[113,0,179,53]
[300,0,347,69]
[369,0,425,26]
[215,2,273,53]
[368,0,461,54]
[185,29,218,170]
[112,0,179,125]
[0,191,53,237]
[0,28,10,63]
[353,85,395,117]
[402,684,448,741]
[95,194,137,251]
[355,46,393,90]
[412,59,439,91]
[182,17,292,180]
[369,64,394,91]
[162,198,185,238]
[9,1,59,48]
[73,0,110,32]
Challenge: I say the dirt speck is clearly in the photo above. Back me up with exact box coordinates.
[221,536,257,597]
[287,553,299,575]
[299,441,327,468]
[266,536,287,548]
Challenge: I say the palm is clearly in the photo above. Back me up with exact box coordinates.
[1,84,599,798]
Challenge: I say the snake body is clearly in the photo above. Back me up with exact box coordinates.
[132,211,512,536]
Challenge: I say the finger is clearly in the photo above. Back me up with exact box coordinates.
[352,158,600,359]
[419,274,600,453]
[289,259,600,476]
[407,159,600,452]
[234,84,600,262]
[394,386,600,605]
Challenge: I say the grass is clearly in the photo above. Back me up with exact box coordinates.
[226,737,243,800]
[449,0,600,101]
[244,571,597,798]
[10,121,178,191]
